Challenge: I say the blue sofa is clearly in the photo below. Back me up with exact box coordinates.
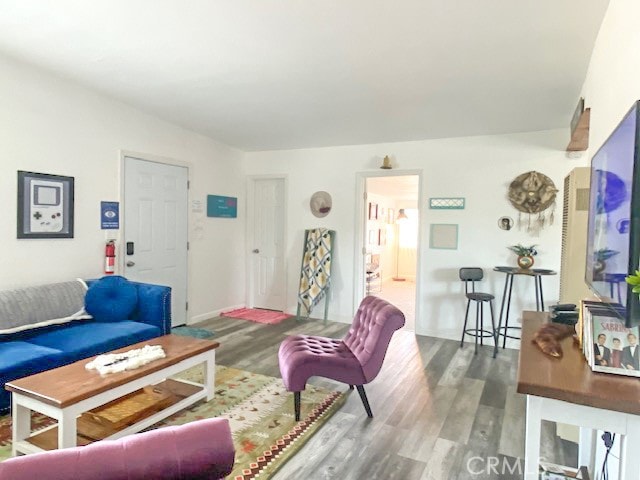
[0,276,171,412]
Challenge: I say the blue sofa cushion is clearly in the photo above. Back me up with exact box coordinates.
[0,341,62,377]
[85,276,138,322]
[0,342,65,413]
[27,320,160,362]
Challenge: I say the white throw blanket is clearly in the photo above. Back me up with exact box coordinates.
[85,345,166,375]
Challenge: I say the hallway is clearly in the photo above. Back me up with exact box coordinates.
[375,278,416,331]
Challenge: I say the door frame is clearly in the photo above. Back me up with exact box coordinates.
[353,169,423,331]
[119,150,191,321]
[245,174,288,311]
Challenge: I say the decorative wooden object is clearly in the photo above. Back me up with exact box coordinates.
[566,108,591,152]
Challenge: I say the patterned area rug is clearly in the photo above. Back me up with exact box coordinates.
[222,308,292,325]
[171,325,216,339]
[0,366,346,479]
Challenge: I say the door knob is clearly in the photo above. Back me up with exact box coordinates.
[126,261,135,267]
[252,249,260,254]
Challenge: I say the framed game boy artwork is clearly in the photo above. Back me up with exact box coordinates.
[17,171,74,239]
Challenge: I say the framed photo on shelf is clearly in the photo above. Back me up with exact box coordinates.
[582,302,640,377]
[368,229,377,245]
[17,171,74,239]
[368,202,378,220]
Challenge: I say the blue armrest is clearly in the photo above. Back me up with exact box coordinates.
[130,281,172,335]
[86,278,172,335]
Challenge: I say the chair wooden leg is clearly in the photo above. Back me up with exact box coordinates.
[356,385,373,418]
[294,391,301,421]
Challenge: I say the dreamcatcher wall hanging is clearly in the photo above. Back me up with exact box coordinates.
[507,171,558,234]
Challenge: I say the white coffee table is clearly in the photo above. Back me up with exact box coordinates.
[6,334,219,455]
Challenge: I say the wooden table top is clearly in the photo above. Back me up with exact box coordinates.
[517,311,640,415]
[6,334,219,408]
[493,266,557,276]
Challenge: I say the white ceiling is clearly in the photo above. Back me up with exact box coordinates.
[0,1,609,151]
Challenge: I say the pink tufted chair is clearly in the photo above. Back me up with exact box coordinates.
[0,418,235,480]
[278,296,405,420]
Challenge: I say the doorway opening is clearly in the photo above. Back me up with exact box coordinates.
[361,174,420,331]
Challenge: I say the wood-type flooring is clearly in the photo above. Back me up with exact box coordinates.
[197,315,577,479]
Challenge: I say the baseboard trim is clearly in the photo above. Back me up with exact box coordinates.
[188,304,245,324]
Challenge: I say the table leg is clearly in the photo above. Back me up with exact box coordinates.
[534,275,540,311]
[538,276,545,311]
[502,274,514,349]
[11,399,31,456]
[524,395,543,480]
[204,351,216,401]
[620,415,640,480]
[497,273,510,349]
[58,409,77,449]
[578,427,597,475]
[489,300,498,358]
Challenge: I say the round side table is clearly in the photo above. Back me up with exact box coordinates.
[493,266,557,349]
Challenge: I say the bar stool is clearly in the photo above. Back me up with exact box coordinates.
[459,267,498,358]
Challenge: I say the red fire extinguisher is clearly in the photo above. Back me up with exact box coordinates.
[105,241,116,275]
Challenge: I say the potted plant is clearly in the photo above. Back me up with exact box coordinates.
[507,244,538,269]
[625,270,640,295]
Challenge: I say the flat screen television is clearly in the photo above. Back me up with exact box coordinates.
[585,101,640,327]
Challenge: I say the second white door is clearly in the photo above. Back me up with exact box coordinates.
[250,178,285,310]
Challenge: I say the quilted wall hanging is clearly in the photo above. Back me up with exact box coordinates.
[508,170,558,233]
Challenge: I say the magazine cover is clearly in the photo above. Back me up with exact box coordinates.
[581,300,603,363]
[590,311,640,377]
[582,301,601,365]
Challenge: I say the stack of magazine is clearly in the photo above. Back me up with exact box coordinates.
[580,300,640,377]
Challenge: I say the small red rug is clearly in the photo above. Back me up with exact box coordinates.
[222,307,292,325]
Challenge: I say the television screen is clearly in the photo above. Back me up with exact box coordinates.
[585,101,640,327]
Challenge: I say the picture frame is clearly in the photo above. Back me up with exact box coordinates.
[368,229,377,245]
[368,202,378,220]
[582,302,640,378]
[379,228,387,246]
[429,223,458,250]
[17,171,74,239]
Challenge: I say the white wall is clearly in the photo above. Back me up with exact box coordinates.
[580,0,640,151]
[244,130,588,339]
[0,54,246,323]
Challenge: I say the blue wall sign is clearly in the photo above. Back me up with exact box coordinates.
[101,201,120,229]
[207,195,238,218]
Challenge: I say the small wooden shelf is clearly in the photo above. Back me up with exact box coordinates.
[566,107,590,152]
[26,379,201,451]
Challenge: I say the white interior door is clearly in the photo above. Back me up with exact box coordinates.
[124,157,188,327]
[250,178,285,310]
